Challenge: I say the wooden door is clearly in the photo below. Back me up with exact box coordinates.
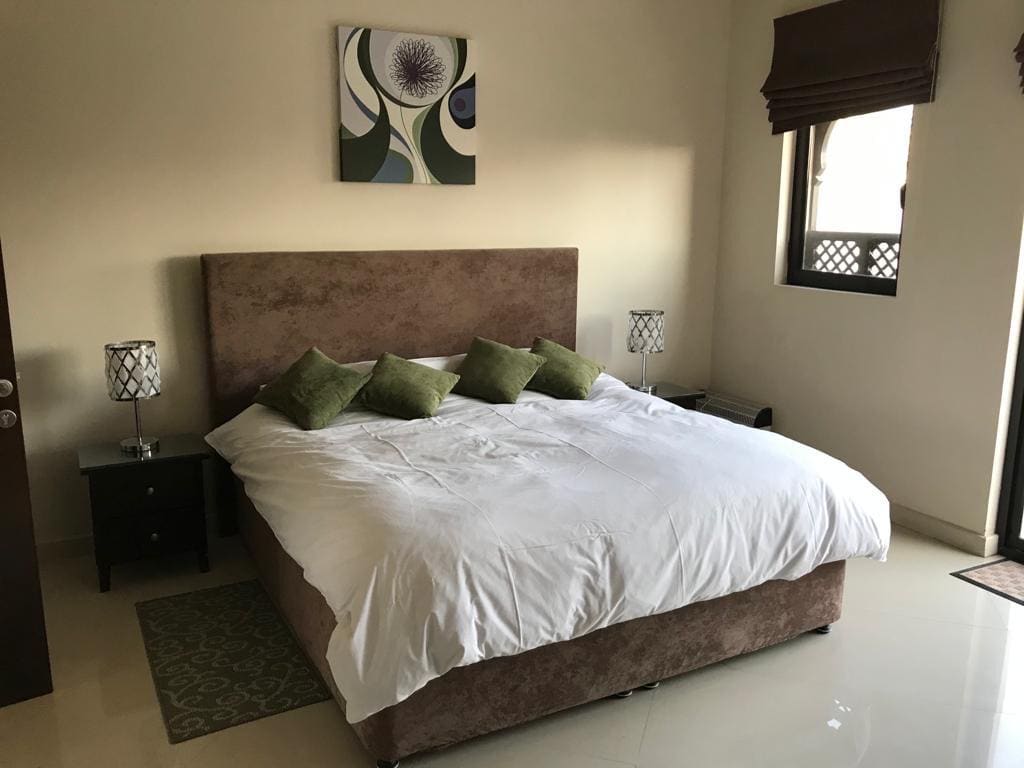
[0,243,53,706]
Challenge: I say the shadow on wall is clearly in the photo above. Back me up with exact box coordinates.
[19,348,97,542]
[20,255,215,544]
[159,254,212,433]
[580,314,615,369]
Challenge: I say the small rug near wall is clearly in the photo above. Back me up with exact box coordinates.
[951,559,1024,607]
[136,580,330,743]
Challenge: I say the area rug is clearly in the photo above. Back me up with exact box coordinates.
[136,580,330,743]
[951,559,1024,607]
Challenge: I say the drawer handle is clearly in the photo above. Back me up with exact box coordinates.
[149,532,160,543]
[145,486,155,496]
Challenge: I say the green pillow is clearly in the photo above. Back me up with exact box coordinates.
[453,337,546,404]
[255,347,368,430]
[526,337,603,400]
[361,353,460,419]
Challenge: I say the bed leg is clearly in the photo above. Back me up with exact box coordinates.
[609,689,634,699]
[813,624,832,635]
[376,760,399,768]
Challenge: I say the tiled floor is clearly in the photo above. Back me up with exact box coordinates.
[2,527,1023,767]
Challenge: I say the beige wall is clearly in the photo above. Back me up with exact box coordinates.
[0,0,731,542]
[712,0,1024,552]
[14,0,1016,552]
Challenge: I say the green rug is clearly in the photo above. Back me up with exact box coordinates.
[136,580,331,743]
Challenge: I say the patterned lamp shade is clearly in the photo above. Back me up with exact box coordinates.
[627,310,665,354]
[105,340,161,401]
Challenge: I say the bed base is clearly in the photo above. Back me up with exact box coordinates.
[236,485,845,764]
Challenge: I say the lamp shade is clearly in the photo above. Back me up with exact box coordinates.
[104,340,161,401]
[627,310,665,354]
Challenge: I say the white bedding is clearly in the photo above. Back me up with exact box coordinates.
[206,369,889,723]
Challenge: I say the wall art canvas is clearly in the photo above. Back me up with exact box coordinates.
[337,26,476,185]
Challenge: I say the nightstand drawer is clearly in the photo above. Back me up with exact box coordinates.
[89,462,203,518]
[98,507,204,564]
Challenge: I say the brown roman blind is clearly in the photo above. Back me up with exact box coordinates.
[761,0,942,134]
[1016,34,1024,93]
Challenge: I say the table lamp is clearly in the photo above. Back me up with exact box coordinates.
[105,340,161,455]
[626,309,664,395]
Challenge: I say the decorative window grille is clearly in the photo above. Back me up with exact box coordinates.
[803,231,900,278]
[868,239,900,278]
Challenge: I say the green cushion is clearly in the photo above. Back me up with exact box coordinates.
[360,353,460,419]
[526,337,603,400]
[452,337,546,404]
[254,347,368,430]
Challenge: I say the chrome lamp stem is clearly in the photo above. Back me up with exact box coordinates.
[120,397,159,456]
[633,352,656,395]
[133,397,143,447]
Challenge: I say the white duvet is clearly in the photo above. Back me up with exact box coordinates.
[207,369,889,723]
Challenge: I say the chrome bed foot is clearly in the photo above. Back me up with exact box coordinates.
[813,624,832,635]
[376,760,399,767]
[609,680,661,700]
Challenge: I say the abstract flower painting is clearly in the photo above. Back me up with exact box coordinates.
[338,26,476,184]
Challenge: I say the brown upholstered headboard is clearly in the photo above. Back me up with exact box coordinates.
[201,248,579,424]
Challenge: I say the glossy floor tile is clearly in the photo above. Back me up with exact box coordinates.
[1,527,1022,767]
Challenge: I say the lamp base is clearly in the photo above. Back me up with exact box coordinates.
[627,382,657,395]
[120,436,160,456]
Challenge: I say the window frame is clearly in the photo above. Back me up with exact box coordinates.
[995,316,1024,563]
[786,126,900,297]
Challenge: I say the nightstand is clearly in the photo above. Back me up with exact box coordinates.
[79,434,210,592]
[652,383,706,410]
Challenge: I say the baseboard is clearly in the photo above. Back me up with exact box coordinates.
[891,504,998,557]
[36,535,93,561]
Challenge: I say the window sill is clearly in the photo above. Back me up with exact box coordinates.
[773,281,898,299]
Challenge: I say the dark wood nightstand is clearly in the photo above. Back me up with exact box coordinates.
[78,434,210,592]
[652,383,707,410]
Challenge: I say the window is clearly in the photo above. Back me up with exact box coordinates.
[786,106,914,296]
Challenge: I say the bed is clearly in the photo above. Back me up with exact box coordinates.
[201,248,889,766]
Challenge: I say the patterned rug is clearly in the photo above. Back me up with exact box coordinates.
[136,580,331,743]
[951,559,1024,607]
